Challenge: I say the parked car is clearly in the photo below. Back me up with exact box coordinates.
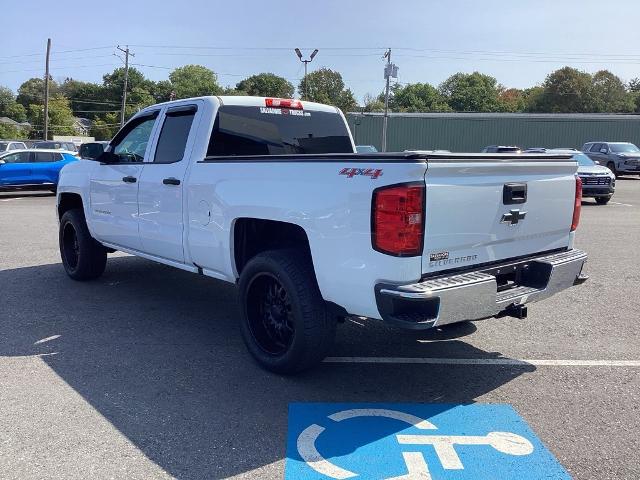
[79,141,109,160]
[355,145,378,153]
[548,149,615,205]
[0,140,28,152]
[582,141,640,177]
[0,149,77,192]
[32,140,78,152]
[56,96,587,373]
[481,145,522,153]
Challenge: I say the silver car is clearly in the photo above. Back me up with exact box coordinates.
[549,149,615,205]
[581,142,640,177]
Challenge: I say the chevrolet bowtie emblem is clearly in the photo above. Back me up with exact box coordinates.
[501,209,527,225]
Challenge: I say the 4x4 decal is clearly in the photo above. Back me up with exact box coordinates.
[339,167,383,179]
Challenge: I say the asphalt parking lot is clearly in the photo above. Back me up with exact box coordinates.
[1,180,639,480]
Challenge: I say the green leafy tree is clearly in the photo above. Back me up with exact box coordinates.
[60,78,111,120]
[236,73,294,98]
[0,123,26,139]
[591,70,634,113]
[298,68,357,111]
[531,67,594,113]
[362,93,385,112]
[439,72,502,112]
[169,65,221,99]
[27,96,76,139]
[17,77,59,108]
[90,112,120,141]
[149,80,173,103]
[0,86,27,122]
[387,83,450,112]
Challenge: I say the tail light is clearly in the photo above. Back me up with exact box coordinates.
[372,183,425,256]
[571,176,582,231]
[265,98,303,109]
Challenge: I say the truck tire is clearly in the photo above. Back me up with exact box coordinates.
[59,208,107,280]
[238,249,336,374]
[596,196,611,205]
[607,162,618,178]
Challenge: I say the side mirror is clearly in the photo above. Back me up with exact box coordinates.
[600,148,608,154]
[0,160,4,165]
[95,151,119,164]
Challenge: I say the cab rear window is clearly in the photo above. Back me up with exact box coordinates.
[206,105,353,156]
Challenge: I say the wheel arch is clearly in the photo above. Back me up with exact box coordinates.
[232,218,313,278]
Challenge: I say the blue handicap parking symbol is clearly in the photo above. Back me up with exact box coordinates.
[286,403,570,479]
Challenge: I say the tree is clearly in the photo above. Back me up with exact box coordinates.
[90,112,120,141]
[236,73,294,98]
[169,65,221,99]
[27,95,76,139]
[0,86,27,122]
[497,88,526,112]
[362,93,385,112]
[0,123,26,139]
[60,78,111,120]
[531,67,594,113]
[387,83,450,112]
[17,77,59,108]
[591,70,634,113]
[439,72,502,112]
[298,68,357,111]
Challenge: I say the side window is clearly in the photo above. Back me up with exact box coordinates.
[34,152,56,162]
[9,143,19,150]
[590,143,602,152]
[111,113,159,163]
[153,107,197,164]
[3,152,31,163]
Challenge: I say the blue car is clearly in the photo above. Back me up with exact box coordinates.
[0,149,78,191]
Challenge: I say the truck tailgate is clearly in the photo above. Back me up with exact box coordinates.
[422,155,578,275]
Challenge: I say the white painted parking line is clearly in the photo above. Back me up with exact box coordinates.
[324,357,640,367]
[0,198,21,202]
[609,201,633,207]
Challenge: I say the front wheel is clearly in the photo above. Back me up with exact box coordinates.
[607,162,619,178]
[59,208,107,280]
[238,249,336,374]
[595,196,611,205]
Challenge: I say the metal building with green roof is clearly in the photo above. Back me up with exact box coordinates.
[346,112,640,152]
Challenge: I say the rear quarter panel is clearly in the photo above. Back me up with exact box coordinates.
[186,160,427,319]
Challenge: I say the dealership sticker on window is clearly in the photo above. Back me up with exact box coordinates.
[259,107,310,116]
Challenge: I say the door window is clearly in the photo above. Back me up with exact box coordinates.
[590,143,603,152]
[2,152,31,163]
[111,113,159,163]
[153,107,197,164]
[34,152,60,162]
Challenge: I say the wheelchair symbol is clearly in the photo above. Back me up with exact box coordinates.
[297,408,534,480]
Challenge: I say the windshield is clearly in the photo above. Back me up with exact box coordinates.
[207,105,354,156]
[610,143,640,153]
[574,153,595,166]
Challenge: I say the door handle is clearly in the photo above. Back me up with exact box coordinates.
[163,177,181,186]
[122,176,137,183]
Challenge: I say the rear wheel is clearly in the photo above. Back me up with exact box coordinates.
[238,249,336,374]
[596,196,611,205]
[59,208,107,280]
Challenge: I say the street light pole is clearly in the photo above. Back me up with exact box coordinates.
[295,48,318,100]
[43,38,51,140]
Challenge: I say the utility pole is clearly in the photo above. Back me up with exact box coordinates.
[43,38,51,140]
[117,45,134,127]
[382,48,396,152]
[294,48,319,100]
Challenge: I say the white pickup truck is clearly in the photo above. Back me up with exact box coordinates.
[56,96,588,373]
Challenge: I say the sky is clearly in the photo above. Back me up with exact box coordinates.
[1,0,640,103]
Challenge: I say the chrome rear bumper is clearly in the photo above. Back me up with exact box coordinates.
[375,249,587,330]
